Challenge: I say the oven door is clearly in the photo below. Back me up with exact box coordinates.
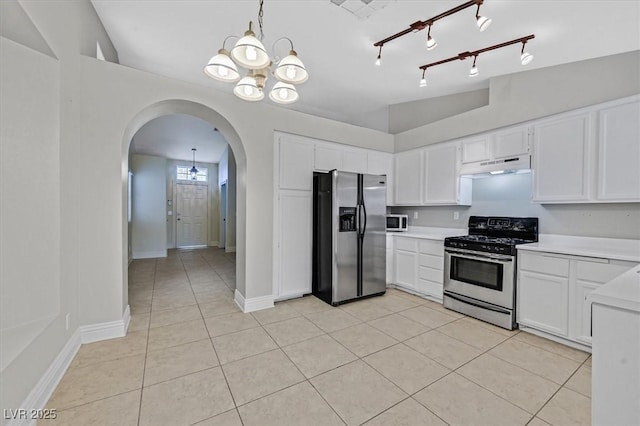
[444,248,514,309]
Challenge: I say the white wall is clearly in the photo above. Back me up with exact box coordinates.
[218,146,237,252]
[131,154,167,258]
[0,37,63,417]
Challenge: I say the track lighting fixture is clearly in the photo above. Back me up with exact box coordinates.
[204,0,308,104]
[373,0,490,55]
[426,25,437,51]
[190,148,198,180]
[520,41,534,65]
[418,35,535,86]
[469,56,479,77]
[375,45,382,66]
[419,69,427,88]
[475,3,492,32]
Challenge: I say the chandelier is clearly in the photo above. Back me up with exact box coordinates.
[204,0,309,104]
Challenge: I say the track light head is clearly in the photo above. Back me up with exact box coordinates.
[469,56,479,77]
[520,42,533,65]
[375,45,382,66]
[426,25,437,50]
[475,4,492,32]
[419,69,427,87]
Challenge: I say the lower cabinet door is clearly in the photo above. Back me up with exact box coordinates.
[395,250,417,290]
[277,190,312,299]
[573,279,601,345]
[518,270,569,337]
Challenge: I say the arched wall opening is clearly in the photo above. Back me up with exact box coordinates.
[120,100,247,311]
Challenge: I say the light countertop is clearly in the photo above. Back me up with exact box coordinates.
[589,264,640,313]
[516,234,640,263]
[387,226,465,241]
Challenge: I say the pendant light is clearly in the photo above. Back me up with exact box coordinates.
[204,0,308,104]
[190,148,198,180]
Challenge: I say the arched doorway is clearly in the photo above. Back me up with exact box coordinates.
[121,100,247,314]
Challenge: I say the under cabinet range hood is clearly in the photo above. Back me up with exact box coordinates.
[459,155,531,177]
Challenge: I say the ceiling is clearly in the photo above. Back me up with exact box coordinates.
[93,1,640,132]
[131,114,228,164]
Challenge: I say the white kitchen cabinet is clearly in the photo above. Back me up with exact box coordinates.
[519,269,570,337]
[385,234,394,285]
[368,151,394,205]
[492,125,530,159]
[394,237,418,291]
[416,239,445,300]
[342,148,368,173]
[276,190,312,299]
[424,143,471,205]
[597,99,640,201]
[518,250,635,347]
[279,136,315,190]
[531,112,592,202]
[461,135,491,163]
[315,144,342,172]
[394,150,423,205]
[572,259,637,345]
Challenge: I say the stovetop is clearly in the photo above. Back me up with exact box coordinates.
[445,216,538,255]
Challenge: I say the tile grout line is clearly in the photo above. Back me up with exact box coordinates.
[136,257,157,426]
[188,249,244,426]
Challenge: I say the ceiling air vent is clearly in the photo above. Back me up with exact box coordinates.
[330,0,396,20]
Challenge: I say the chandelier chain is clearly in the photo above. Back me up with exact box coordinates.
[258,0,265,41]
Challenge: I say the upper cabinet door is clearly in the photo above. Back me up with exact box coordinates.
[532,113,592,202]
[368,151,394,206]
[315,144,342,172]
[597,100,640,201]
[423,143,459,204]
[279,136,314,190]
[492,126,530,159]
[342,148,368,173]
[461,135,491,164]
[394,150,423,205]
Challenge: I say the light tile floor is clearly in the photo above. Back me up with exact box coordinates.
[42,248,592,426]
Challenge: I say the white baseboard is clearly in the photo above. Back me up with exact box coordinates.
[234,290,274,313]
[11,306,132,425]
[225,246,236,253]
[79,305,130,344]
[8,330,81,426]
[132,250,167,259]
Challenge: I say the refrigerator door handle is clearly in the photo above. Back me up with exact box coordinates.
[360,202,367,236]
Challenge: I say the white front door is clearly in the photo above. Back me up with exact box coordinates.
[176,183,207,248]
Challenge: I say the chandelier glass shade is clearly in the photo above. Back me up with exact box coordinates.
[204,48,240,82]
[204,1,308,104]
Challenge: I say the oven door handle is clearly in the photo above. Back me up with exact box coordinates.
[445,249,513,263]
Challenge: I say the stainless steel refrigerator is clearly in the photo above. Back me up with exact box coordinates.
[312,171,387,305]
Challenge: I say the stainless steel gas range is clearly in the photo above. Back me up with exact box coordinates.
[443,216,538,330]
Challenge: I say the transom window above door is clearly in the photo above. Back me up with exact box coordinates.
[176,165,208,182]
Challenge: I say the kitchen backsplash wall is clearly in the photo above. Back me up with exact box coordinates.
[390,173,640,240]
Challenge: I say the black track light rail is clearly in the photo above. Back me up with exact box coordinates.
[419,34,535,71]
[373,0,484,48]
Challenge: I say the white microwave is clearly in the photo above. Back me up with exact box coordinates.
[386,214,408,232]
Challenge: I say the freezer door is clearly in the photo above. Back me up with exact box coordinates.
[333,171,359,303]
[361,174,387,297]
